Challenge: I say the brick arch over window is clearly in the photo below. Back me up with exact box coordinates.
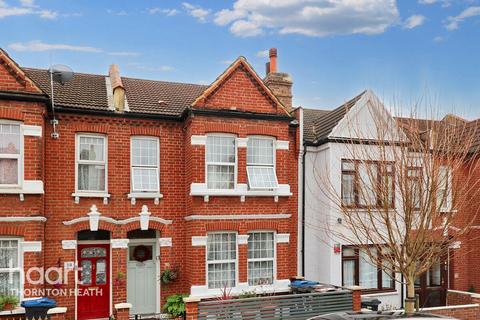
[0,108,24,121]
[73,123,109,134]
[0,224,26,236]
[69,220,118,233]
[124,220,166,233]
[203,220,288,233]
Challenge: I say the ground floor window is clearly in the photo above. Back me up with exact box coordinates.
[207,233,237,289]
[248,232,275,286]
[0,239,21,297]
[342,246,394,292]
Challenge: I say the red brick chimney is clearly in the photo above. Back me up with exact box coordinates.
[109,64,126,112]
[264,48,293,112]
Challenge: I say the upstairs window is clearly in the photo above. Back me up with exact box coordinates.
[341,160,395,208]
[206,135,236,190]
[131,137,159,193]
[407,167,422,210]
[0,124,21,187]
[76,134,107,192]
[247,137,278,189]
[437,166,452,212]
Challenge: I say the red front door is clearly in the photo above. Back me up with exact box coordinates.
[77,244,110,320]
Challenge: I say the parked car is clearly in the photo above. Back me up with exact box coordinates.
[308,311,455,319]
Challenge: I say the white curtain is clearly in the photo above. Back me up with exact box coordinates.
[359,249,378,289]
[343,260,355,286]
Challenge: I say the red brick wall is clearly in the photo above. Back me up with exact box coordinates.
[201,64,282,115]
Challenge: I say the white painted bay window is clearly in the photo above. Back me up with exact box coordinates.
[76,134,107,192]
[207,233,237,289]
[0,239,21,297]
[206,135,236,190]
[248,232,275,286]
[131,137,159,193]
[246,137,278,189]
[0,123,22,187]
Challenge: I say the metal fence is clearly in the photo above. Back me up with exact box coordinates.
[197,290,353,320]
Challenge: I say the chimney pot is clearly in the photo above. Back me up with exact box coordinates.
[269,48,278,73]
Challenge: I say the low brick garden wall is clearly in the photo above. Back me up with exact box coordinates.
[420,290,480,320]
[0,307,67,320]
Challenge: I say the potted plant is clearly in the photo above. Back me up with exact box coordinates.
[160,266,179,285]
[114,271,126,285]
[163,294,187,319]
[0,295,19,311]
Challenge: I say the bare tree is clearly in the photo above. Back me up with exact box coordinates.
[308,101,480,314]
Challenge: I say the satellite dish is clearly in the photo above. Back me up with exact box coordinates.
[48,64,74,85]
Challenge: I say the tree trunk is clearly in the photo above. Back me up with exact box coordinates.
[405,276,416,314]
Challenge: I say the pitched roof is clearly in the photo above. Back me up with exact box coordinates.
[192,57,290,116]
[303,90,367,145]
[23,68,208,116]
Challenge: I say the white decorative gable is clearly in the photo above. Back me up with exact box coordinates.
[330,90,405,142]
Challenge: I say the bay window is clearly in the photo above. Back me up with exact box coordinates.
[342,246,394,291]
[207,233,237,289]
[0,124,21,187]
[341,160,395,208]
[76,134,107,192]
[247,137,278,190]
[206,135,236,190]
[248,232,275,286]
[0,239,21,297]
[131,137,159,193]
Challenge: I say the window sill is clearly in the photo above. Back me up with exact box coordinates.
[361,288,397,296]
[0,307,25,316]
[190,183,292,202]
[0,180,44,201]
[127,192,163,205]
[72,192,111,204]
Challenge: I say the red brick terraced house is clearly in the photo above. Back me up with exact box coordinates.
[0,48,299,319]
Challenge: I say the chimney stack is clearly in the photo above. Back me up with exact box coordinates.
[264,48,293,112]
[109,64,125,112]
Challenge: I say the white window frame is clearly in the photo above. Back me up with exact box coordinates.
[246,136,278,190]
[438,165,452,212]
[205,133,237,190]
[0,237,23,299]
[130,136,160,193]
[0,121,23,189]
[75,133,108,194]
[247,231,277,286]
[206,231,238,289]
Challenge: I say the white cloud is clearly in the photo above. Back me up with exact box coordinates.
[108,51,141,57]
[256,49,269,58]
[211,0,399,38]
[19,0,36,8]
[8,40,103,53]
[419,0,451,7]
[107,9,127,16]
[433,36,445,42]
[0,0,57,19]
[128,62,174,72]
[182,2,210,22]
[230,19,262,37]
[403,14,425,29]
[148,8,178,16]
[220,59,234,65]
[445,6,480,30]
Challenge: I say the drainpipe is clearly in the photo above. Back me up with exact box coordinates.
[401,274,404,309]
[301,146,307,276]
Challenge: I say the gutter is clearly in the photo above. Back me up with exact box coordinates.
[0,90,49,103]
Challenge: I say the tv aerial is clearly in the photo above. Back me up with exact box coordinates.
[48,64,74,139]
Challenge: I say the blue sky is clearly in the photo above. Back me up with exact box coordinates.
[1,0,479,118]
